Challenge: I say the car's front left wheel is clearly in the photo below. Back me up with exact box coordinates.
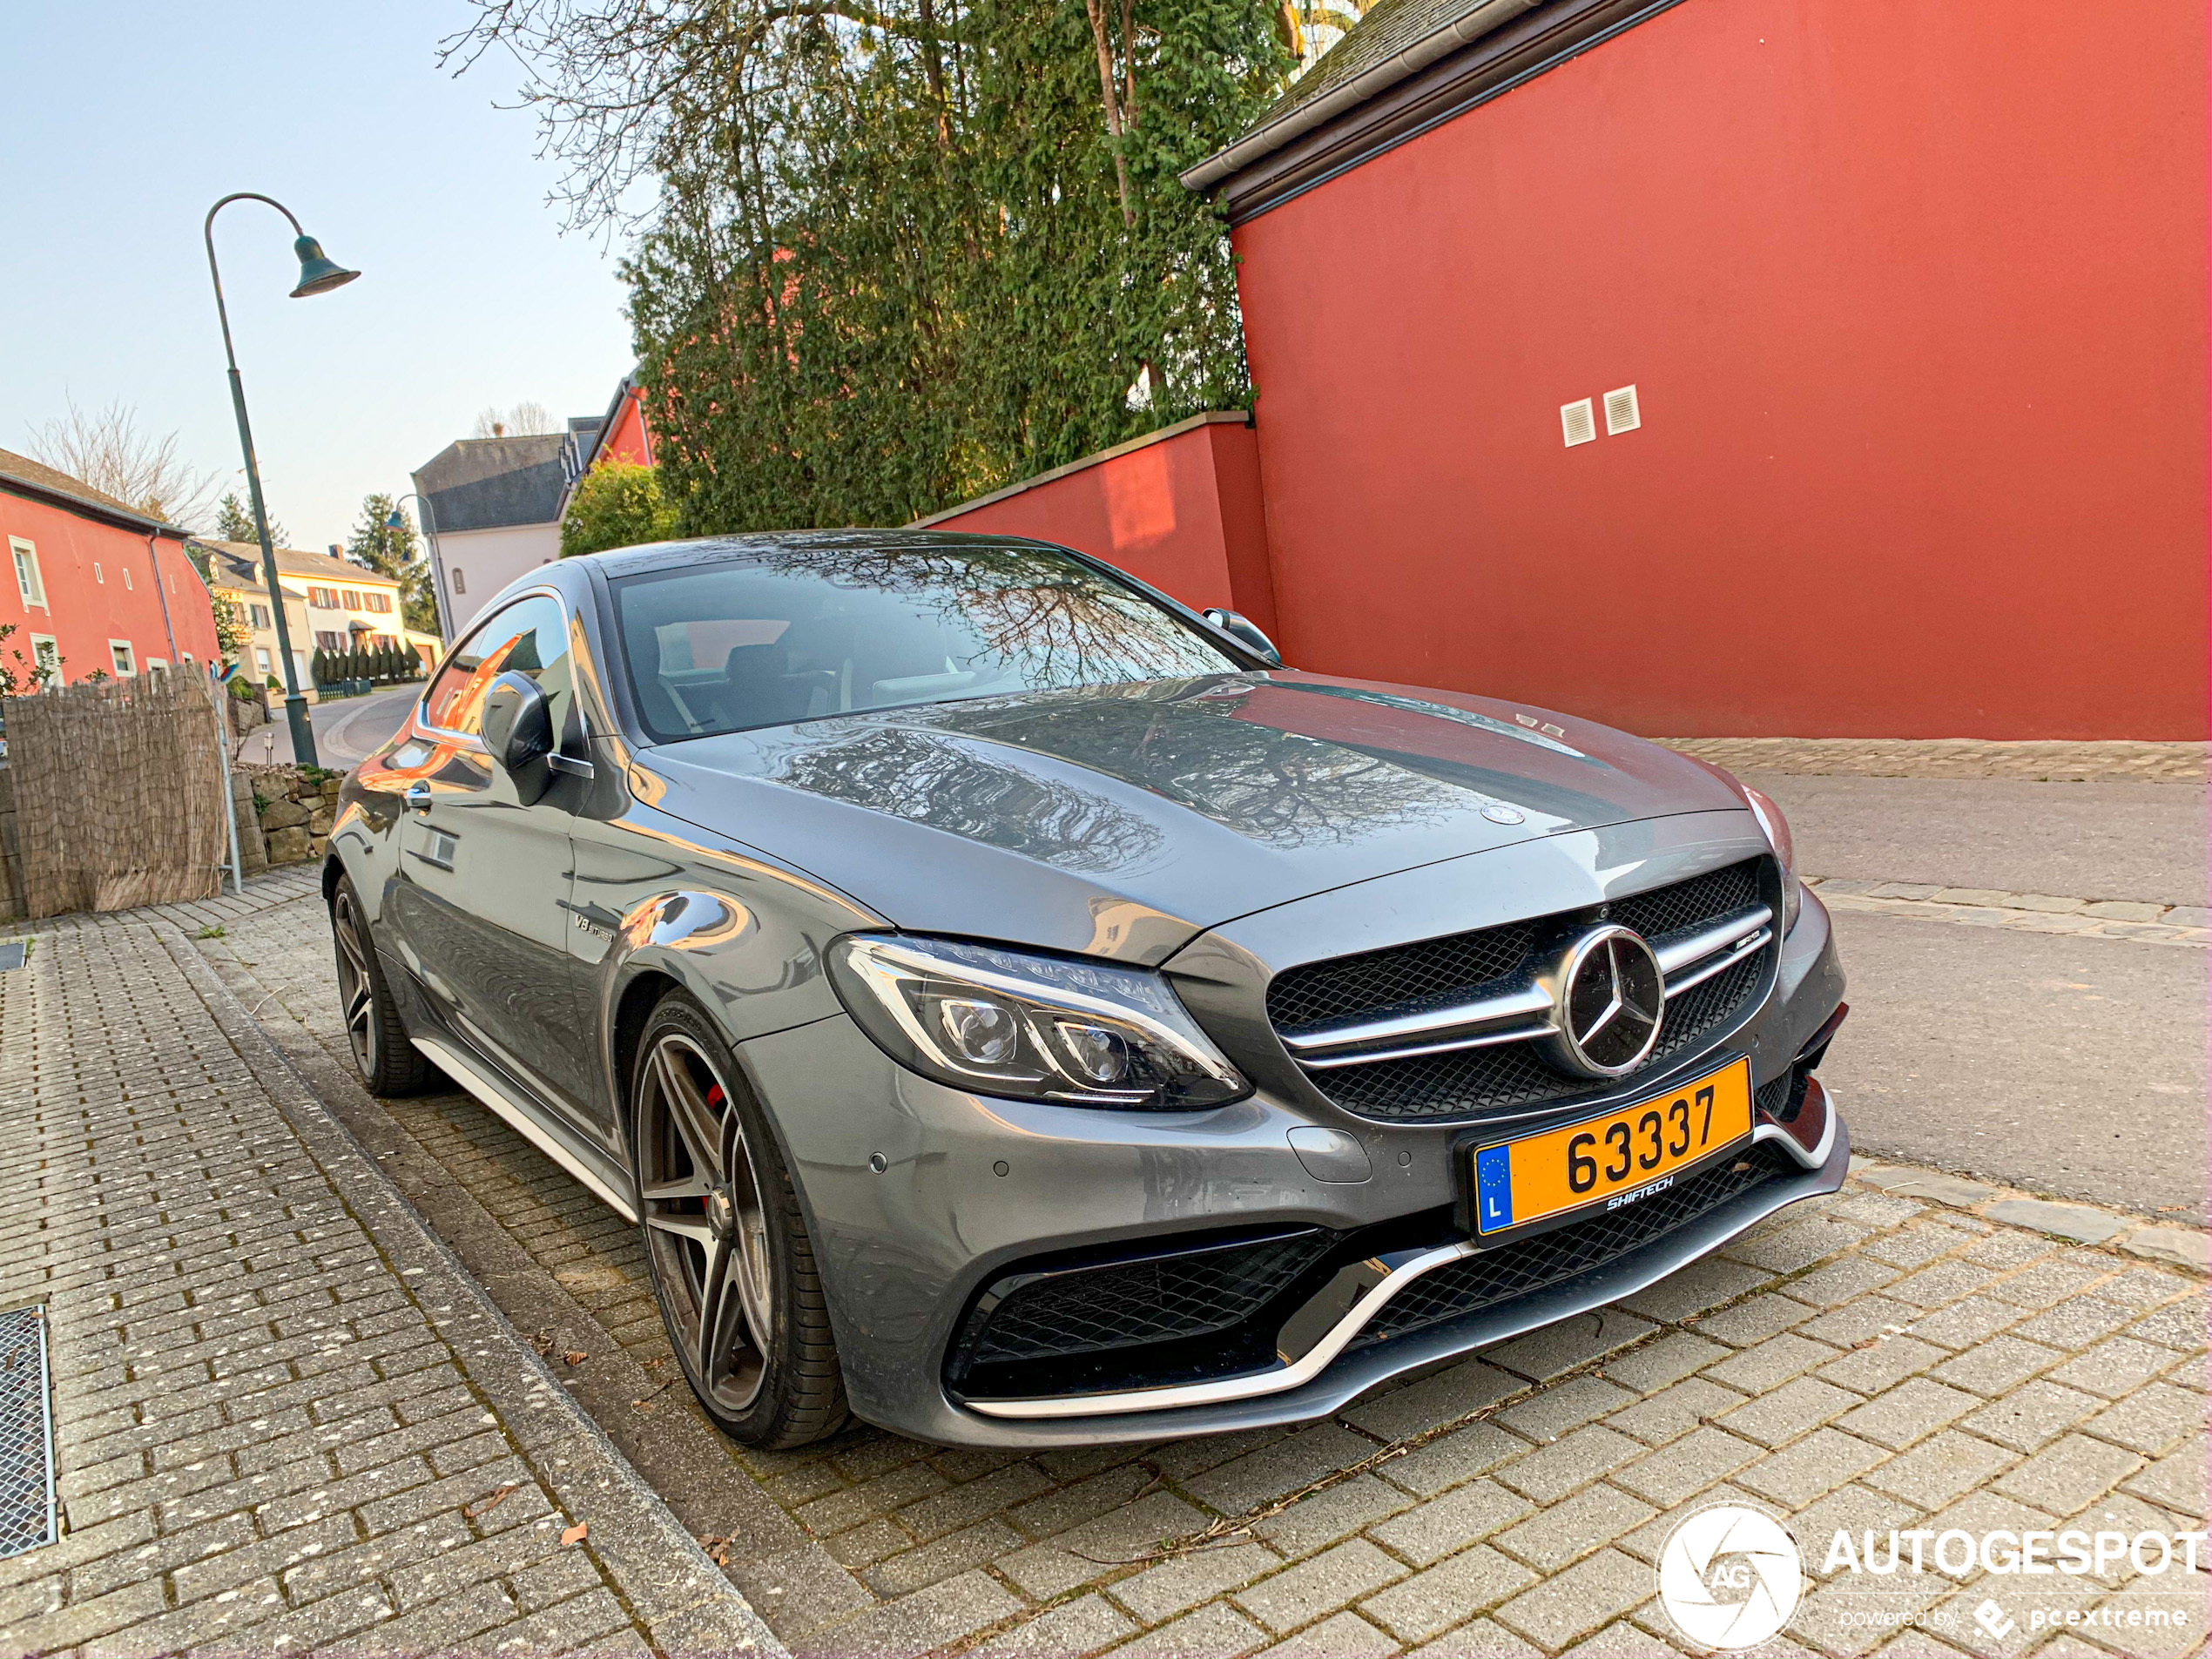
[631,990,849,1448]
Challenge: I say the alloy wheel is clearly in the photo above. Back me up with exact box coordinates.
[333,891,378,1077]
[637,1033,774,1413]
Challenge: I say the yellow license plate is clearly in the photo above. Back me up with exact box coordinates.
[1470,1057,1752,1236]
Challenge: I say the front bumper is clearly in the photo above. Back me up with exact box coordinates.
[738,882,1847,1447]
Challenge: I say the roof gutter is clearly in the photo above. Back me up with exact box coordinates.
[1181,0,1542,193]
[0,468,191,540]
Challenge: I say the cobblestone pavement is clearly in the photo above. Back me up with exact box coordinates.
[185,879,2212,1659]
[1662,740,2208,784]
[0,878,777,1658]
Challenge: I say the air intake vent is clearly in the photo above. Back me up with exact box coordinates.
[1560,399,1596,447]
[1604,384,1641,435]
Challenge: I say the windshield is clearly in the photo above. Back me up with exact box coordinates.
[609,541,1244,741]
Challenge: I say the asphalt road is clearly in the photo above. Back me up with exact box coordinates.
[1750,772,2209,907]
[1822,908,2210,1221]
[1740,772,2209,1220]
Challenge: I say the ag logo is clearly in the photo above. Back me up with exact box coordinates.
[1656,1504,1804,1650]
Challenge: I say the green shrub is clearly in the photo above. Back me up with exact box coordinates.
[562,461,678,559]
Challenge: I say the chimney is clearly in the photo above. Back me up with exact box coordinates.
[493,421,507,437]
[329,544,343,558]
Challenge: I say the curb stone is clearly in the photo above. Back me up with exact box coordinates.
[1806,878,2212,947]
[1848,1152,2212,1265]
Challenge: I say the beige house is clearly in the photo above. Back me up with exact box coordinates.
[197,541,442,679]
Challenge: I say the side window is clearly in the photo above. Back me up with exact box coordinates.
[421,594,574,739]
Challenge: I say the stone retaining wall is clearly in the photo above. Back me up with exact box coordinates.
[244,764,344,867]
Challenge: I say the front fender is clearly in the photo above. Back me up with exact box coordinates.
[589,879,878,1122]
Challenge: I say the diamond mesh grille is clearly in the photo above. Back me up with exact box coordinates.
[965,1231,1334,1367]
[1610,861,1762,943]
[1359,1145,1794,1345]
[1312,951,1765,1123]
[0,1307,56,1560]
[1271,860,1770,1123]
[1268,922,1538,1032]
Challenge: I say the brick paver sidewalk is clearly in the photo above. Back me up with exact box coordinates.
[185,876,2212,1659]
[0,883,780,1658]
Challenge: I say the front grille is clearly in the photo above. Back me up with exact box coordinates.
[1269,860,1770,1124]
[1359,1143,1797,1346]
[962,1231,1332,1367]
[1268,922,1539,1030]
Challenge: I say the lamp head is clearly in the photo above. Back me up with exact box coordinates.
[290,235,360,298]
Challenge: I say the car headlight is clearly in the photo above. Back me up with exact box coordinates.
[1741,785,1802,934]
[826,934,1251,1110]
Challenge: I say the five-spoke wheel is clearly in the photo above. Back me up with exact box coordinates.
[637,1030,775,1413]
[631,991,848,1447]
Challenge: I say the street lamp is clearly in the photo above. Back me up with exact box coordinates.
[387,493,454,647]
[203,192,359,770]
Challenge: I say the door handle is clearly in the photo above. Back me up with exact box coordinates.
[403,782,433,815]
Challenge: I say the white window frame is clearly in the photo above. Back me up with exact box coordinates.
[108,639,136,678]
[11,537,47,610]
[29,632,59,686]
[123,566,133,590]
[145,657,169,677]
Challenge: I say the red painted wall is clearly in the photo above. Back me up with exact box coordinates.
[1,489,220,684]
[601,385,655,469]
[1231,0,2209,736]
[922,415,1280,636]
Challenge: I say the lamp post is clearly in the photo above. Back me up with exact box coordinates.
[204,192,359,770]
[387,492,453,647]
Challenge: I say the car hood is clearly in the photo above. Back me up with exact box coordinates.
[637,671,1746,963]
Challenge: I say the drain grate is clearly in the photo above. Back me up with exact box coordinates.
[0,941,24,973]
[0,1307,56,1558]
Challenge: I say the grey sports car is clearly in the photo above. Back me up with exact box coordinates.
[326,531,1847,1449]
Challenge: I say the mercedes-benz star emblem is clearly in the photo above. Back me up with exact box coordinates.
[1547,924,1665,1076]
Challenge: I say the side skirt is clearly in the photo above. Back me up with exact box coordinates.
[413,1035,639,1224]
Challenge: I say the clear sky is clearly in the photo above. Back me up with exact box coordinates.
[1,3,637,553]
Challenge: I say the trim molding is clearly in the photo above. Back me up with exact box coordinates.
[1203,0,1689,226]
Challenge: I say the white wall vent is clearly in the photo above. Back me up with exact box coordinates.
[1603,384,1641,435]
[1560,399,1596,447]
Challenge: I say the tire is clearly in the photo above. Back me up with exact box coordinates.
[331,875,434,1097]
[631,989,849,1449]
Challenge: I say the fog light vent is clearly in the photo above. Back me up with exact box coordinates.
[0,1306,56,1558]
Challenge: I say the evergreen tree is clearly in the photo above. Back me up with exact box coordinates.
[215,491,289,549]
[347,494,440,636]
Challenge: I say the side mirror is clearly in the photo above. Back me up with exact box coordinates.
[480,670,555,804]
[1204,607,1283,667]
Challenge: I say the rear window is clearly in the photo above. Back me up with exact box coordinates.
[610,543,1239,742]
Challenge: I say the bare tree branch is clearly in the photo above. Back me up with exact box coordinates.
[24,398,219,529]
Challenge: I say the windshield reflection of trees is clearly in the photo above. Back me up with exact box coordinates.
[693,536,1233,690]
[767,677,1467,853]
